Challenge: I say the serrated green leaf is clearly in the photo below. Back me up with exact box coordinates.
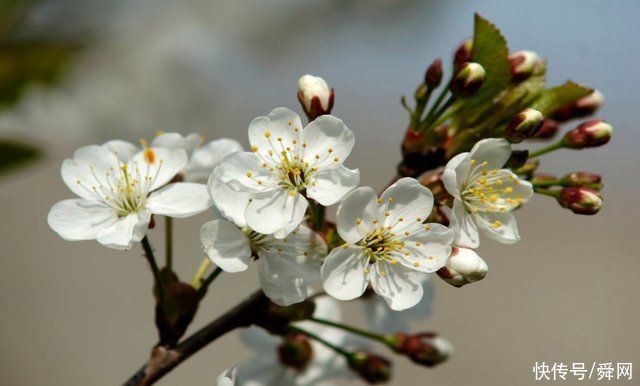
[531,81,592,116]
[465,13,511,110]
[0,139,40,175]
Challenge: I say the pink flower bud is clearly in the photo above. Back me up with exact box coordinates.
[558,187,603,215]
[277,333,313,370]
[533,119,560,139]
[551,90,605,121]
[450,62,485,98]
[508,50,541,81]
[563,119,612,149]
[453,38,473,70]
[506,108,544,143]
[297,75,334,121]
[388,332,453,367]
[560,172,602,190]
[437,247,488,288]
[347,352,392,384]
[425,58,443,88]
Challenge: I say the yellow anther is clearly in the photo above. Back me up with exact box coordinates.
[496,179,503,186]
[251,146,258,152]
[292,139,298,144]
[490,195,497,203]
[315,154,320,159]
[356,218,362,225]
[424,225,431,231]
[295,128,300,132]
[481,161,488,167]
[246,172,252,178]
[257,180,263,185]
[390,259,398,265]
[277,137,283,142]
[144,148,156,164]
[302,143,307,147]
[404,231,410,236]
[343,244,349,249]
[415,242,422,246]
[333,157,339,162]
[388,197,393,202]
[428,256,434,260]
[398,217,404,222]
[470,159,477,165]
[264,131,271,138]
[492,220,502,229]
[472,207,479,214]
[363,268,370,274]
[504,186,514,194]
[303,251,309,256]
[328,148,333,153]
[377,198,382,204]
[262,162,268,167]
[268,150,273,156]
[384,211,390,217]
[289,190,296,196]
[413,261,420,267]
[416,217,422,222]
[288,121,292,126]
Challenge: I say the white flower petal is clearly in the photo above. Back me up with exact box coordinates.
[146,182,211,217]
[61,145,121,199]
[442,152,471,199]
[247,107,302,163]
[469,138,512,170]
[208,169,251,227]
[102,140,138,162]
[397,223,454,273]
[257,256,310,306]
[216,367,238,386]
[128,147,188,192]
[300,115,355,169]
[184,138,243,182]
[475,211,521,244]
[200,220,251,273]
[336,187,378,244]
[321,246,368,301]
[450,199,480,248]
[214,152,278,192]
[306,165,360,206]
[96,210,151,250]
[245,189,308,238]
[380,177,434,232]
[151,132,201,155]
[370,262,424,311]
[48,199,116,241]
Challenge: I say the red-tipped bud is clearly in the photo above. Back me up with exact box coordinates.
[297,74,334,121]
[558,187,603,215]
[450,62,485,98]
[437,247,488,288]
[551,90,605,121]
[347,352,392,384]
[506,108,544,143]
[534,119,560,139]
[277,333,313,370]
[560,172,602,190]
[388,332,453,367]
[563,119,612,149]
[425,58,443,88]
[453,38,473,70]
[508,50,541,82]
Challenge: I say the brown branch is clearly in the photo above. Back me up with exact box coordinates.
[123,290,269,386]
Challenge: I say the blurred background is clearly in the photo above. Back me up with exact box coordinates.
[1,0,639,384]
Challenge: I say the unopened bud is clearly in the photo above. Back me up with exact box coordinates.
[551,90,605,121]
[506,108,544,143]
[425,58,443,88]
[347,352,392,384]
[508,50,540,82]
[453,38,473,70]
[278,333,313,370]
[414,83,428,102]
[563,119,612,149]
[560,172,602,190]
[558,187,603,215]
[297,75,334,121]
[450,62,485,98]
[437,247,488,288]
[534,119,560,139]
[388,332,453,367]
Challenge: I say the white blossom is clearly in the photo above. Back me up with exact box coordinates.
[442,138,534,248]
[229,297,354,386]
[213,107,360,238]
[321,178,454,311]
[48,142,211,250]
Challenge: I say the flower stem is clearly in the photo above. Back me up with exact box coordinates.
[165,216,173,269]
[191,258,212,289]
[141,236,164,303]
[534,187,560,198]
[288,325,351,357]
[197,267,223,296]
[421,84,450,130]
[529,141,565,158]
[308,317,386,343]
[424,95,456,130]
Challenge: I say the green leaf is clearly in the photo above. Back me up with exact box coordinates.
[0,139,40,175]
[531,81,592,116]
[465,13,511,110]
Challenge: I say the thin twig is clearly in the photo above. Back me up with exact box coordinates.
[141,236,164,303]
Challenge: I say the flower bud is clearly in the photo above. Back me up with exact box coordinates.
[387,332,453,367]
[453,38,473,70]
[450,62,485,98]
[551,90,604,122]
[414,83,428,103]
[277,333,313,370]
[297,74,334,121]
[558,187,603,215]
[560,172,602,190]
[563,119,612,149]
[506,108,544,143]
[437,247,488,288]
[347,352,392,384]
[425,58,443,88]
[533,119,560,139]
[508,50,540,81]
